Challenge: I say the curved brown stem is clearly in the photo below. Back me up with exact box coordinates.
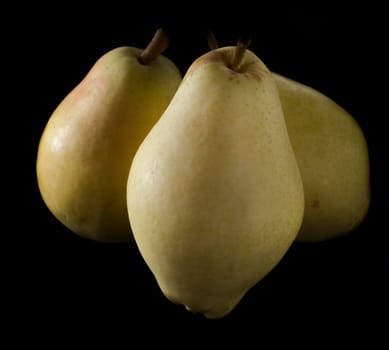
[138,28,169,65]
[206,30,219,50]
[229,36,251,71]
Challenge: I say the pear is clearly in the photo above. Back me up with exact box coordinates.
[274,73,370,242]
[206,33,370,242]
[127,40,304,319]
[36,29,182,243]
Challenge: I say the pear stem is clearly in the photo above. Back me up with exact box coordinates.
[138,28,169,65]
[206,31,219,50]
[229,37,251,71]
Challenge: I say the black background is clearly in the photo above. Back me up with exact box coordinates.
[7,3,388,343]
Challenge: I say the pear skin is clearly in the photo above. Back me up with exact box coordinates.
[127,45,304,318]
[37,34,182,243]
[274,73,370,242]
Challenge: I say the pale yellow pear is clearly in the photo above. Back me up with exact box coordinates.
[273,73,370,242]
[37,29,182,243]
[127,44,304,318]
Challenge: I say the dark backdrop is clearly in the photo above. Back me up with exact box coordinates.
[8,4,388,343]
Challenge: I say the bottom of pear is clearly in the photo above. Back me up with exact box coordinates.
[203,308,233,320]
[183,304,235,319]
[160,285,244,319]
[183,295,243,319]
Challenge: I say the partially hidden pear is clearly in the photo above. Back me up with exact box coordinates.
[127,41,305,318]
[37,29,182,243]
[274,73,370,242]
